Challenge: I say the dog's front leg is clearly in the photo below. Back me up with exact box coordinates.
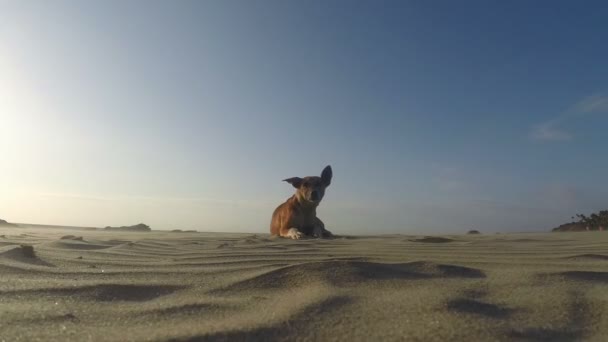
[312,217,333,238]
[312,218,332,238]
[281,227,303,240]
[312,225,324,238]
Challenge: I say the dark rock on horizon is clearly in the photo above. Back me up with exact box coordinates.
[552,222,588,232]
[104,223,151,232]
[0,219,19,228]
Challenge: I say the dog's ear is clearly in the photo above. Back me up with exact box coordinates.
[283,177,303,188]
[321,165,332,186]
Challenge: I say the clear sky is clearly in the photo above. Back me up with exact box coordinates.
[1,0,607,234]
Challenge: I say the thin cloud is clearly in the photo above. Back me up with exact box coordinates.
[573,93,608,113]
[530,92,608,142]
[530,121,572,141]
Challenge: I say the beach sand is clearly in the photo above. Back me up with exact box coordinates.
[1,226,607,341]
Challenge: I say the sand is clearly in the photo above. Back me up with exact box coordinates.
[1,226,607,341]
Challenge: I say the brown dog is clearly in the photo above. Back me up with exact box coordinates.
[270,165,334,239]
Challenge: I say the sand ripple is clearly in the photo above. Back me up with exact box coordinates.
[1,228,607,341]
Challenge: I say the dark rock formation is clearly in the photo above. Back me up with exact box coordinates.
[104,223,151,232]
[552,222,588,232]
[0,219,18,228]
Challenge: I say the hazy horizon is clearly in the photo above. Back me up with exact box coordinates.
[2,1,608,234]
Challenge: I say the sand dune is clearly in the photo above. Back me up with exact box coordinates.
[1,227,607,341]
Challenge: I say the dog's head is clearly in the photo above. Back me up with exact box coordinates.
[283,165,332,205]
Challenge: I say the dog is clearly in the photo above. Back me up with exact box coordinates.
[270,165,334,239]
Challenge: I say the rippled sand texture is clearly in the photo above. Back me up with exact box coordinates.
[1,227,607,341]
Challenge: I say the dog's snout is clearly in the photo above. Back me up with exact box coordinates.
[310,191,319,201]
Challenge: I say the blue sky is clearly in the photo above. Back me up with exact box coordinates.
[1,0,607,233]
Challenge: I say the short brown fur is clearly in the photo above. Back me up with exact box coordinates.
[270,166,333,239]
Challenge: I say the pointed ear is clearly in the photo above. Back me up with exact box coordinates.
[321,165,332,186]
[283,177,303,188]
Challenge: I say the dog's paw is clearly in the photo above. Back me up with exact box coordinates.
[286,228,302,240]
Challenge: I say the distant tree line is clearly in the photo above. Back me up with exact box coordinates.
[553,210,608,232]
[573,210,608,230]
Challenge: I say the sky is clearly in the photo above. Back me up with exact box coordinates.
[1,0,608,234]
